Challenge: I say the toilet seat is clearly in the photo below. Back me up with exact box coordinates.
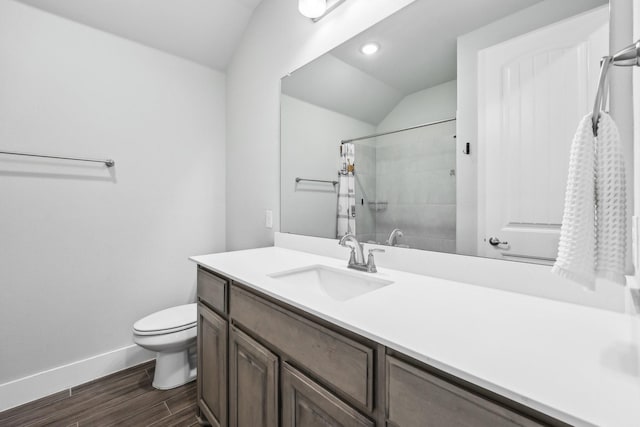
[133,303,196,336]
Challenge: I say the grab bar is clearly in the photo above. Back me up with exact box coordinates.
[295,177,338,186]
[0,150,115,167]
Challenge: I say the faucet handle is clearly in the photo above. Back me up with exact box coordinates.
[366,248,385,273]
[347,246,357,266]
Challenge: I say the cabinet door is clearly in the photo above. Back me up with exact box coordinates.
[229,326,278,427]
[282,363,374,427]
[198,302,228,427]
[231,285,374,409]
[386,356,543,427]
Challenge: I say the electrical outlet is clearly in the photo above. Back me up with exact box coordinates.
[265,209,273,229]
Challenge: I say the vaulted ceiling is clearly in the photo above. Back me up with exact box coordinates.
[283,0,546,124]
[15,0,264,70]
[282,0,608,125]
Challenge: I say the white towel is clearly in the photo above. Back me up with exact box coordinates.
[552,114,596,288]
[552,112,626,289]
[336,173,356,237]
[595,112,627,285]
[337,143,356,238]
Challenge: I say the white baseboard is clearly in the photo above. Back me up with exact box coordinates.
[0,344,154,412]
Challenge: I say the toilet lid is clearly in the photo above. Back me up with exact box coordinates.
[133,303,197,335]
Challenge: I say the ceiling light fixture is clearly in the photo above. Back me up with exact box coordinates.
[298,0,327,19]
[299,0,347,22]
[360,42,380,55]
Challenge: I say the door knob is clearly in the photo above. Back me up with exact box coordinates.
[488,237,508,246]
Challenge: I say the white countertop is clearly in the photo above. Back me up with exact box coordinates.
[191,247,640,427]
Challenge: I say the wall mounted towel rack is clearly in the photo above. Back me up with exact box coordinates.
[592,39,640,136]
[0,150,115,167]
[296,177,338,186]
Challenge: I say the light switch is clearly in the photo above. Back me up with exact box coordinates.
[265,209,273,229]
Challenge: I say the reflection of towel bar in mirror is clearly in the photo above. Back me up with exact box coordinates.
[280,1,616,266]
[295,177,338,186]
[0,150,115,167]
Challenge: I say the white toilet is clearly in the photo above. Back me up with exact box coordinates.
[133,303,197,390]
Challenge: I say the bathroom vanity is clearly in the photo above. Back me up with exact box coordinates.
[190,246,640,427]
[195,264,552,426]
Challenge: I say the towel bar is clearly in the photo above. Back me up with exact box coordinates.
[295,177,338,186]
[592,39,640,136]
[0,150,115,167]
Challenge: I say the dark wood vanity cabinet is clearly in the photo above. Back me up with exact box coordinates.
[282,363,374,427]
[229,285,374,411]
[197,302,227,427]
[385,356,544,427]
[197,268,228,314]
[196,266,562,427]
[229,325,279,427]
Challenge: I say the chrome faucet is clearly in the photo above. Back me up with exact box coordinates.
[387,228,404,246]
[338,233,384,273]
[339,233,365,264]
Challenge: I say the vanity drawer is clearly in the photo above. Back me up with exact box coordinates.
[282,363,374,427]
[197,267,228,314]
[230,285,374,410]
[386,356,543,427]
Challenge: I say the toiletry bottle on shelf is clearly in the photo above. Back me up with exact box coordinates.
[347,160,354,174]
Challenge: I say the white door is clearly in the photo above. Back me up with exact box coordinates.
[478,6,608,263]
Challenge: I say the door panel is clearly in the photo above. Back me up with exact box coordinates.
[478,6,608,262]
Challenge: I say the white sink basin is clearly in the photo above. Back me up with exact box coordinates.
[268,265,393,301]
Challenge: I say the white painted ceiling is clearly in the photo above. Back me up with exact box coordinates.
[331,0,545,96]
[282,54,404,127]
[284,0,550,124]
[15,0,263,70]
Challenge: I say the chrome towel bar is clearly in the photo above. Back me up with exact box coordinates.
[340,117,456,144]
[0,150,115,167]
[296,177,338,186]
[592,39,640,136]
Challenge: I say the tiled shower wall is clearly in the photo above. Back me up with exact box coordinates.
[355,121,457,253]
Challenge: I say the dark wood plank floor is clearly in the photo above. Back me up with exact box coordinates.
[0,361,199,427]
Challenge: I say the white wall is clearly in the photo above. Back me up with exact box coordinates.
[610,0,635,275]
[455,0,609,257]
[280,95,374,238]
[0,0,226,399]
[377,80,457,132]
[225,0,416,250]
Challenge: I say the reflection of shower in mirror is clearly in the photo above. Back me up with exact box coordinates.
[280,0,611,265]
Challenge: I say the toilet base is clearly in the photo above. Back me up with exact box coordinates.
[152,345,197,390]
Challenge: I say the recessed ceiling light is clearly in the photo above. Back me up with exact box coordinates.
[360,42,380,55]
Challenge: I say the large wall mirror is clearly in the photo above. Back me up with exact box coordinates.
[281,0,609,264]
